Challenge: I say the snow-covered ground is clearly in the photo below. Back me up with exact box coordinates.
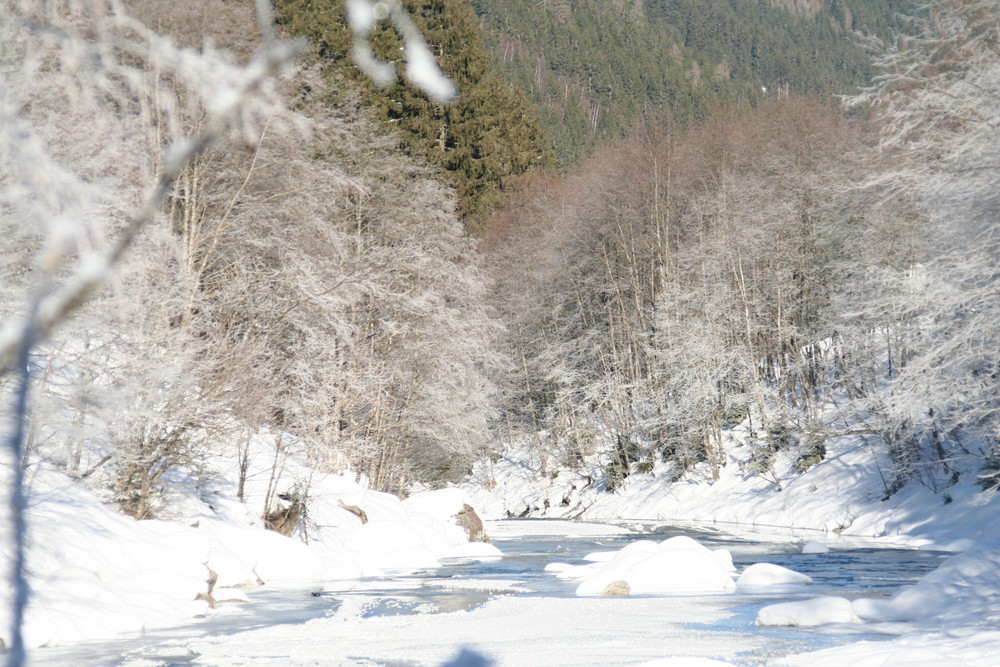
[456,427,1000,666]
[462,426,1000,551]
[6,401,1000,664]
[42,517,991,666]
[0,432,499,653]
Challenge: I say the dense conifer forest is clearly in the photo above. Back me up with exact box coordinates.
[472,0,918,163]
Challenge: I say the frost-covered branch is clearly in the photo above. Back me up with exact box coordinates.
[344,0,457,101]
[0,16,303,379]
[1,1,303,662]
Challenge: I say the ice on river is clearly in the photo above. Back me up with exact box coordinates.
[178,593,757,666]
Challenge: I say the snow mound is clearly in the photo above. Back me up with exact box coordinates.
[852,540,1000,625]
[802,541,830,554]
[736,562,813,589]
[756,596,861,627]
[560,535,737,596]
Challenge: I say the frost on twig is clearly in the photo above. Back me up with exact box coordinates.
[344,0,457,102]
[0,2,304,378]
[0,1,302,663]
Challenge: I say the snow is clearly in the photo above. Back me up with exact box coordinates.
[564,536,737,596]
[801,541,831,554]
[736,562,813,589]
[457,425,1000,666]
[462,430,1000,553]
[0,431,494,651]
[756,596,861,627]
[422,579,531,594]
[6,392,1000,664]
[169,594,763,666]
[777,630,1000,667]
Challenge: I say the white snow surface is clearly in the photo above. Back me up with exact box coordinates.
[756,596,861,627]
[459,428,1000,666]
[7,408,1000,665]
[172,593,755,666]
[736,562,813,589]
[562,536,737,596]
[462,429,1000,551]
[0,432,489,650]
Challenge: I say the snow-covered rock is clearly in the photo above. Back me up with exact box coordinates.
[756,596,861,627]
[802,541,831,554]
[562,535,737,596]
[736,562,813,589]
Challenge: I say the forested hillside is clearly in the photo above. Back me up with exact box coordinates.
[473,0,916,163]
[481,0,1000,501]
[2,0,996,542]
[472,0,744,164]
[0,0,504,516]
[5,1,1000,662]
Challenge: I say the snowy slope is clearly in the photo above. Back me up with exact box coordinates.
[462,426,1000,550]
[0,433,496,650]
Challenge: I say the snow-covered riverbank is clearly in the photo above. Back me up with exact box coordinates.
[456,428,1000,665]
[38,518,990,667]
[463,423,1000,549]
[7,411,1000,664]
[1,433,499,652]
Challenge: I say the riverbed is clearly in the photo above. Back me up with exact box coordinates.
[35,519,947,666]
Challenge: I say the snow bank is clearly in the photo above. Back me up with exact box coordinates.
[851,539,1000,625]
[736,562,812,589]
[774,541,1000,665]
[464,427,1000,552]
[0,433,496,650]
[778,630,1000,667]
[0,469,211,648]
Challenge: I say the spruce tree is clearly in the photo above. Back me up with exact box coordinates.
[276,0,549,226]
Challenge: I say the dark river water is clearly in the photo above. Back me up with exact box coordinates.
[35,519,948,666]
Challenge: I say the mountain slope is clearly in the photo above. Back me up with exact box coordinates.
[473,0,915,163]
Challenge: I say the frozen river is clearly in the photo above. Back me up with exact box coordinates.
[37,519,947,666]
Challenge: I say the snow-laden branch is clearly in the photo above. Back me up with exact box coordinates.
[1,2,303,663]
[344,0,457,102]
[0,14,304,379]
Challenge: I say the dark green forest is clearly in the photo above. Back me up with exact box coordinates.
[275,0,918,209]
[473,0,917,163]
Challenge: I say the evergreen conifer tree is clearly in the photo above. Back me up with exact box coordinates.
[276,0,549,225]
